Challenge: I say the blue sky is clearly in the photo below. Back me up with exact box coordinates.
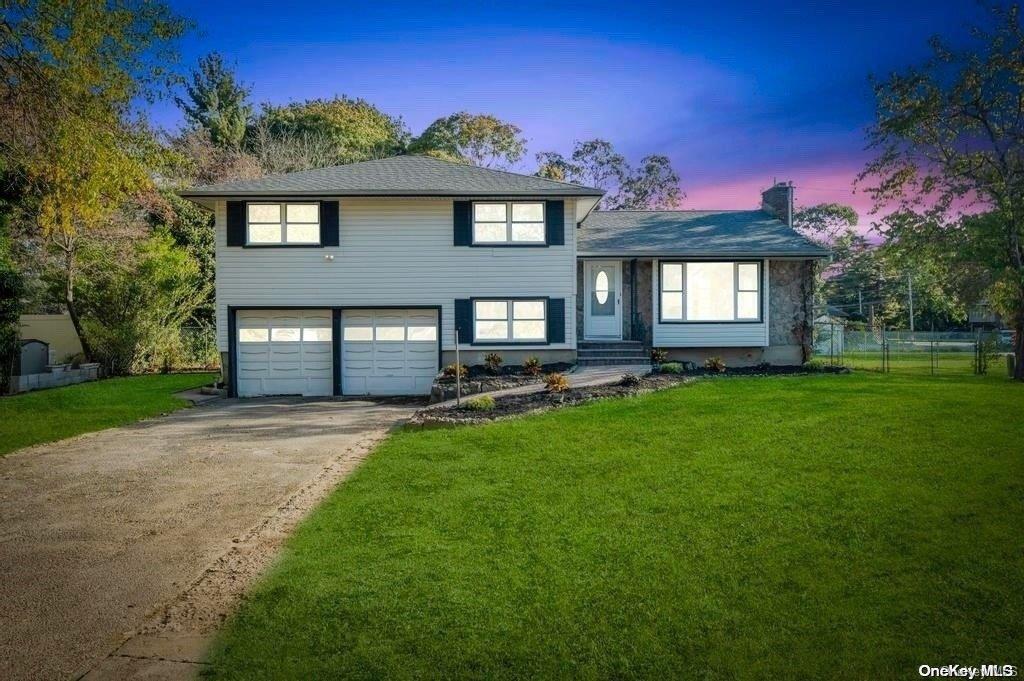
[155,0,983,216]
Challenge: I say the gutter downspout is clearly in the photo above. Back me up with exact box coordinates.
[630,258,638,342]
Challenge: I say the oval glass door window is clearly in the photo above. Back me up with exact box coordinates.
[595,271,609,304]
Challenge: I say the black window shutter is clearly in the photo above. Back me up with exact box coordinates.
[547,298,565,343]
[545,200,565,246]
[453,201,472,246]
[320,201,340,246]
[226,201,246,246]
[454,299,473,344]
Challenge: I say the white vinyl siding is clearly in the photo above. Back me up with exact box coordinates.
[215,198,576,351]
[652,258,770,347]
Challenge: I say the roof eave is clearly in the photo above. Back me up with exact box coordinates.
[178,189,605,199]
[577,250,831,259]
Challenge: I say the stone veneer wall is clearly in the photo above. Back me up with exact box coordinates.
[767,259,814,363]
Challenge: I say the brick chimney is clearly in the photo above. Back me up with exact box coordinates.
[761,181,794,226]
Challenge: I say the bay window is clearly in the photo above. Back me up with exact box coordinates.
[474,299,547,342]
[473,202,545,244]
[659,261,762,322]
[247,202,320,245]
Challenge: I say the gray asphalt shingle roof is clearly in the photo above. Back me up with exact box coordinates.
[578,210,830,258]
[179,155,604,198]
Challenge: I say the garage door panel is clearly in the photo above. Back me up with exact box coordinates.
[342,309,438,396]
[236,309,333,397]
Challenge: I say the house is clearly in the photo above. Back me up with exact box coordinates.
[181,156,828,397]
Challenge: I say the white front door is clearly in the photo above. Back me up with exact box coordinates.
[584,260,622,339]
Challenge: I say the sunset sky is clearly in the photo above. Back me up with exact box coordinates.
[153,1,984,226]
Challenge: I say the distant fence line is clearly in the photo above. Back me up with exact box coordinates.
[814,324,1012,376]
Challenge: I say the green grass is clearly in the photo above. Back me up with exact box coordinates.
[206,372,1024,680]
[0,373,215,456]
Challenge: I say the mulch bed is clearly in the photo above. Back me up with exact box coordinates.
[414,365,849,425]
[430,362,574,403]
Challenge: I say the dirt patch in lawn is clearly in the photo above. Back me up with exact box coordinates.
[414,365,849,425]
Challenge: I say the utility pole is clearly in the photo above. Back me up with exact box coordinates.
[907,272,915,332]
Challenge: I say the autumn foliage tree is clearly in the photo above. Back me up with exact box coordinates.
[860,3,1024,378]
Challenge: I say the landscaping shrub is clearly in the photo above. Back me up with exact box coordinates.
[0,258,24,394]
[523,356,542,376]
[442,363,469,379]
[620,372,641,386]
[705,356,727,373]
[802,359,829,372]
[464,394,496,411]
[650,347,668,364]
[545,372,570,393]
[659,362,683,374]
[484,352,503,374]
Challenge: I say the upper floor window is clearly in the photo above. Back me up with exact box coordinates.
[660,261,761,322]
[473,202,545,244]
[247,203,320,245]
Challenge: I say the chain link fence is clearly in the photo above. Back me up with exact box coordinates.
[814,323,1013,376]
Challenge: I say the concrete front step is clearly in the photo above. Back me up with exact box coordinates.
[578,349,650,358]
[577,357,653,367]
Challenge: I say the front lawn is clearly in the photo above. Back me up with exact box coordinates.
[0,373,216,456]
[206,373,1023,679]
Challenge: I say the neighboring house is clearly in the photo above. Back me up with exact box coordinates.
[181,156,828,397]
[18,314,84,365]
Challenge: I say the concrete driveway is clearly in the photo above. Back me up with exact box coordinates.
[0,397,416,681]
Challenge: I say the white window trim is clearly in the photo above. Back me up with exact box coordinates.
[472,298,548,343]
[471,201,546,245]
[659,261,763,323]
[246,202,321,246]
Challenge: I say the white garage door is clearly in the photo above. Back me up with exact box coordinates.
[342,309,438,396]
[236,310,333,397]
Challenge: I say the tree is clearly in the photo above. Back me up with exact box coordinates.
[175,53,251,149]
[409,112,526,168]
[0,197,24,393]
[793,203,859,244]
[534,139,683,209]
[248,96,407,170]
[859,3,1024,378]
[1,0,188,361]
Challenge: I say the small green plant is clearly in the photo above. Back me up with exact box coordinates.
[442,363,469,379]
[620,372,641,386]
[484,352,503,374]
[704,356,727,373]
[465,394,496,411]
[650,348,668,364]
[659,362,683,374]
[545,372,570,393]
[522,355,542,376]
[802,359,829,372]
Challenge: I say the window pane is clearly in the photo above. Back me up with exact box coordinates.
[513,301,545,320]
[737,291,760,319]
[475,320,508,340]
[510,223,545,242]
[248,224,281,243]
[407,325,437,341]
[474,203,506,221]
[512,202,543,222]
[686,262,735,321]
[343,326,373,341]
[271,327,300,342]
[248,204,281,223]
[738,263,759,291]
[375,326,405,341]
[239,328,268,343]
[286,203,318,223]
[473,223,507,243]
[475,301,508,320]
[286,223,320,243]
[662,263,683,291]
[302,328,332,342]
[512,320,545,340]
[661,291,683,320]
